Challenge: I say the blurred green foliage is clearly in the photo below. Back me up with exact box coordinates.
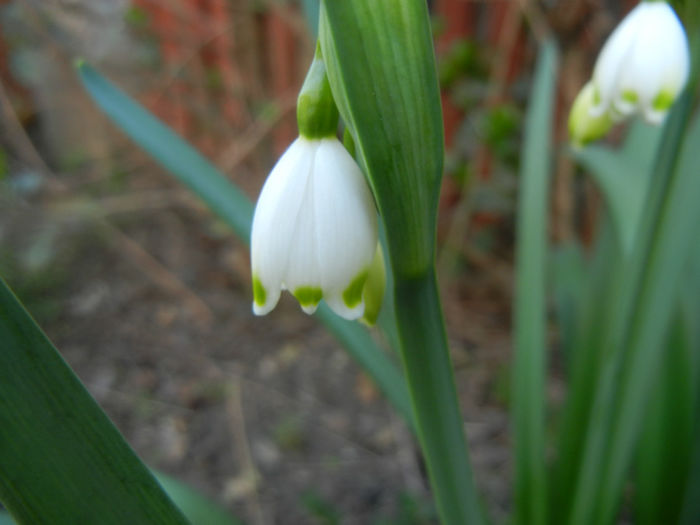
[273,414,306,452]
[483,104,521,169]
[438,39,484,89]
[124,5,150,28]
[0,149,8,181]
[301,490,342,525]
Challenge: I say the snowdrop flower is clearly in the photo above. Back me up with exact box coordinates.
[251,44,380,321]
[590,1,689,125]
[251,136,378,320]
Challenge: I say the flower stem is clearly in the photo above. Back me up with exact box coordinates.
[393,267,483,525]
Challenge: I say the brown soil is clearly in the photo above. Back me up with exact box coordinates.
[2,170,514,524]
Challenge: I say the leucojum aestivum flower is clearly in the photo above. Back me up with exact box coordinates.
[250,46,382,324]
[569,0,690,145]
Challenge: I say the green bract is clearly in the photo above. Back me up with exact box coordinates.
[297,45,339,139]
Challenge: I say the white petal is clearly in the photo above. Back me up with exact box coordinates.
[615,3,689,117]
[591,3,645,116]
[250,136,378,320]
[313,139,377,320]
[251,137,316,315]
[252,287,280,316]
[281,143,324,302]
[591,2,689,122]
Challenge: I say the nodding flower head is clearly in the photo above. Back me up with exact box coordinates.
[251,136,378,320]
[590,1,689,125]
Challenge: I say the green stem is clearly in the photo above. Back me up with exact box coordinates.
[393,268,483,525]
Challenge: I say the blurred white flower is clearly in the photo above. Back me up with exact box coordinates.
[251,137,377,320]
[590,1,689,125]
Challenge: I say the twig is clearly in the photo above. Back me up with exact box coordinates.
[225,377,266,525]
[216,94,296,173]
[50,189,195,217]
[517,0,553,44]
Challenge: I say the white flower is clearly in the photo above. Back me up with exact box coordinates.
[251,136,378,320]
[591,1,689,125]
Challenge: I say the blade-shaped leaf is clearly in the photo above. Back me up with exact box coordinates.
[634,315,693,525]
[75,59,253,243]
[550,241,586,365]
[319,3,483,523]
[551,216,623,523]
[512,39,558,525]
[0,277,190,525]
[319,0,444,278]
[568,87,700,525]
[153,471,242,525]
[301,0,320,36]
[572,121,662,253]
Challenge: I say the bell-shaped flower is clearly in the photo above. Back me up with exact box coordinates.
[251,136,378,320]
[590,1,689,125]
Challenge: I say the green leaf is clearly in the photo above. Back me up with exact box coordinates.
[74,59,253,244]
[319,0,444,278]
[75,61,415,431]
[550,242,586,365]
[300,489,341,525]
[153,471,241,525]
[300,0,320,36]
[392,272,484,525]
[568,88,700,524]
[511,39,558,525]
[634,315,693,525]
[571,121,662,254]
[680,433,700,525]
[674,182,700,525]
[320,3,484,523]
[0,277,190,525]
[551,217,623,523]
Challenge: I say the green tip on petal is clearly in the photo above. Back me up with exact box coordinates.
[622,89,638,103]
[253,276,267,306]
[360,245,386,326]
[294,286,323,308]
[343,270,368,309]
[652,89,675,112]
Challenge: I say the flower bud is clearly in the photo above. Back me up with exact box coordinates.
[568,81,614,146]
[590,1,689,125]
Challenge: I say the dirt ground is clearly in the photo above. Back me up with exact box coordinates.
[1,156,515,524]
